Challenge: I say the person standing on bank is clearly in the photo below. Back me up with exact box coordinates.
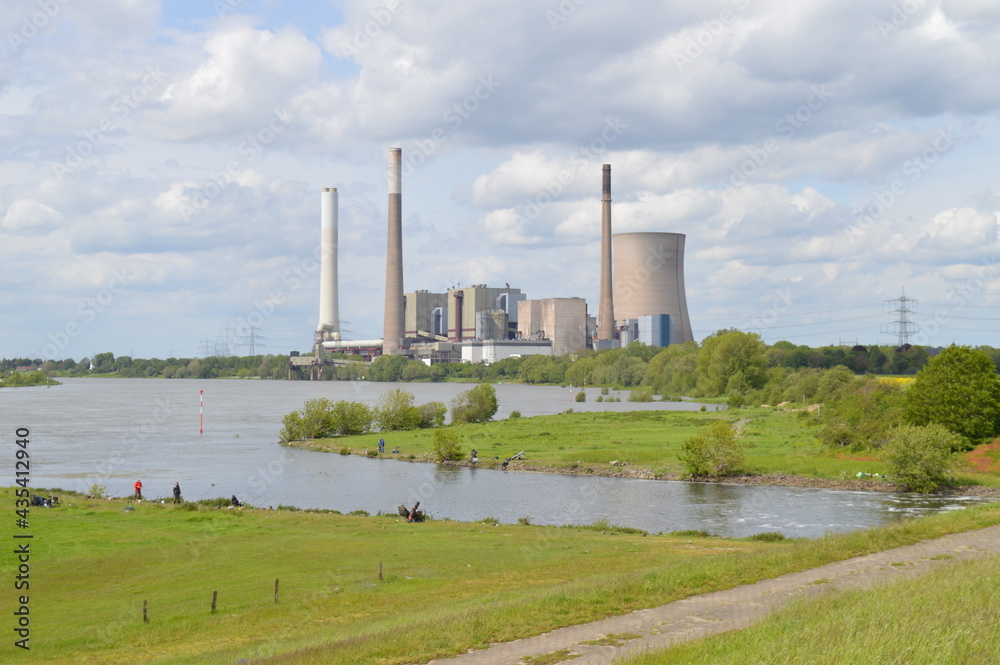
[133,480,143,500]
[172,482,182,503]
[378,438,385,454]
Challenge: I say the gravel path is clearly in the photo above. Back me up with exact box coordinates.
[420,524,1000,665]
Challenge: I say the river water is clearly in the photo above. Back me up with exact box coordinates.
[1,378,987,538]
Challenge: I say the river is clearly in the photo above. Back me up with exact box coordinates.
[1,377,988,538]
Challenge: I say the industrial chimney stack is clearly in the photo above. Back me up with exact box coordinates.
[316,187,340,347]
[383,148,405,354]
[597,164,615,342]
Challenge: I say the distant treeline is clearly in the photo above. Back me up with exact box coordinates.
[5,332,999,402]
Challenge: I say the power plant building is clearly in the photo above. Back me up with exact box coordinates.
[404,290,448,339]
[613,232,693,345]
[447,285,524,342]
[518,297,589,357]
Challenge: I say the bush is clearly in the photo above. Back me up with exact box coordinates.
[432,428,464,461]
[884,423,962,492]
[574,390,586,402]
[509,410,521,419]
[678,421,746,477]
[451,384,499,424]
[374,388,421,431]
[415,401,446,429]
[627,387,654,402]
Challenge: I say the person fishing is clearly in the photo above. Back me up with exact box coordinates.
[133,480,143,500]
[172,482,182,504]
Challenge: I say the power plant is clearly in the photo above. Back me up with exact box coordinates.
[294,149,694,373]
[613,232,694,345]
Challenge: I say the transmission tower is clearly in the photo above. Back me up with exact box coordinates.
[881,288,918,347]
[240,326,266,355]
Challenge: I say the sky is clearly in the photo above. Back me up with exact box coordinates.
[2,0,999,362]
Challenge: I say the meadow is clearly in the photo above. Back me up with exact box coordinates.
[5,488,1000,664]
[294,407,1000,489]
[623,553,1000,665]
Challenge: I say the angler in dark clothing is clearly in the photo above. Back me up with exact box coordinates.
[173,482,182,503]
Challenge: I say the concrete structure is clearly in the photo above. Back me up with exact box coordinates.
[404,290,448,340]
[597,164,615,342]
[448,285,524,341]
[461,339,552,364]
[316,187,340,346]
[518,297,589,356]
[639,314,672,347]
[383,147,405,354]
[613,232,693,344]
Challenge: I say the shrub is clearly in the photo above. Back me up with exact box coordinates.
[517,516,532,526]
[628,387,654,402]
[87,483,107,498]
[884,423,963,492]
[432,428,464,461]
[678,421,746,477]
[374,388,421,431]
[509,410,521,419]
[451,384,499,424]
[574,390,586,402]
[415,401,446,428]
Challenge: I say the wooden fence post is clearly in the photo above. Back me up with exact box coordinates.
[143,599,148,624]
[211,590,218,613]
[274,578,279,604]
[379,561,383,581]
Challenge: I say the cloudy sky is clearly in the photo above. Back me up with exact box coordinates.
[2,0,999,361]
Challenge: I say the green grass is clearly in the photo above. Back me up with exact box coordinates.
[4,488,1000,664]
[622,555,1000,665]
[294,407,905,481]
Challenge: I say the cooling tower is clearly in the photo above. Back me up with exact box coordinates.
[383,148,405,354]
[316,187,340,341]
[597,164,615,341]
[613,232,693,344]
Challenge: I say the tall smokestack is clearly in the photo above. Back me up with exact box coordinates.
[316,188,340,343]
[597,164,615,342]
[383,148,405,354]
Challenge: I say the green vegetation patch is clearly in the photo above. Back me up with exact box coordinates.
[4,488,1000,665]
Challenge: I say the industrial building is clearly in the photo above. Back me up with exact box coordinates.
[294,151,694,377]
[518,297,590,357]
[613,232,694,345]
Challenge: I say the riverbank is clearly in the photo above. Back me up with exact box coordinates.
[9,487,1000,665]
[287,407,1000,497]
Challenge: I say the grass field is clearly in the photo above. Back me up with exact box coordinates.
[623,554,1000,665]
[293,407,1000,488]
[5,488,1000,664]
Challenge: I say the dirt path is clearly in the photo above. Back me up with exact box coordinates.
[420,524,1000,665]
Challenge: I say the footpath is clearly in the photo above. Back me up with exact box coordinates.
[421,524,1000,665]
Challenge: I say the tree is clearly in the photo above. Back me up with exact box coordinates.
[368,354,408,381]
[884,424,963,492]
[279,398,336,442]
[432,428,464,461]
[903,346,1000,449]
[451,384,499,424]
[374,388,421,431]
[695,330,767,397]
[678,421,747,477]
[329,401,374,435]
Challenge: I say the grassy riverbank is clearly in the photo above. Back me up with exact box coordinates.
[289,408,1000,491]
[5,488,1000,664]
[624,554,1000,665]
